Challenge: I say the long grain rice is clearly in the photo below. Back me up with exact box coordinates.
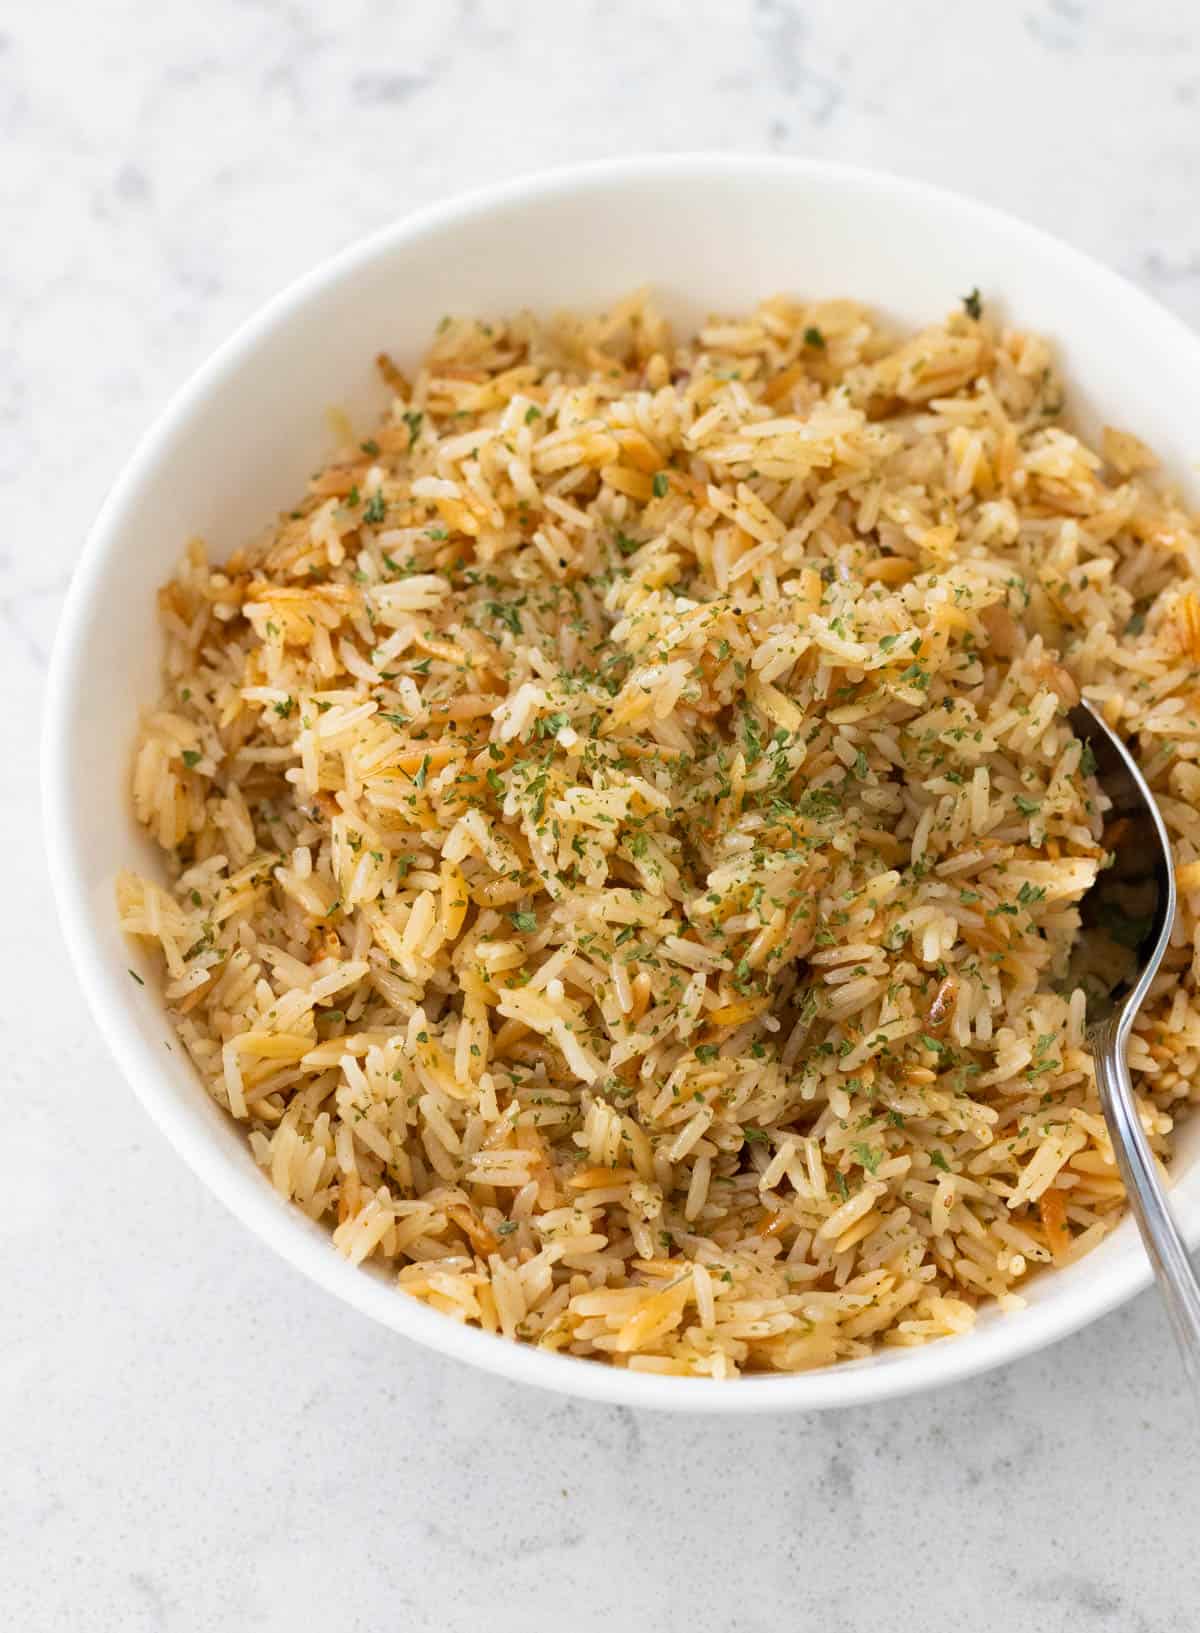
[119,290,1200,1377]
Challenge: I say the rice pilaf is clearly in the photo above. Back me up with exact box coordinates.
[120,291,1200,1376]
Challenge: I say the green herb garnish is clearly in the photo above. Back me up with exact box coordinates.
[486,601,523,636]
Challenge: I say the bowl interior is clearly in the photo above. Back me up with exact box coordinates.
[45,157,1200,1410]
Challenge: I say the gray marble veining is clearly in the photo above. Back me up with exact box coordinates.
[5,2,1200,1627]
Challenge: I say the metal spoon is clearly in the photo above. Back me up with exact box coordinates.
[1070,698,1200,1385]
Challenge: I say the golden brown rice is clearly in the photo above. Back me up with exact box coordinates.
[120,290,1200,1376]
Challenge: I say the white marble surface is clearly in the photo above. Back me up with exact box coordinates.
[6,2,1200,1626]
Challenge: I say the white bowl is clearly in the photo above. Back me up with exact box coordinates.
[44,155,1200,1412]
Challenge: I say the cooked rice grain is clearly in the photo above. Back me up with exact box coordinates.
[120,291,1200,1376]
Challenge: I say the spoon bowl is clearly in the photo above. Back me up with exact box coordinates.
[1069,700,1200,1391]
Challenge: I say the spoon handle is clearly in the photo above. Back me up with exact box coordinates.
[1092,1026,1200,1394]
